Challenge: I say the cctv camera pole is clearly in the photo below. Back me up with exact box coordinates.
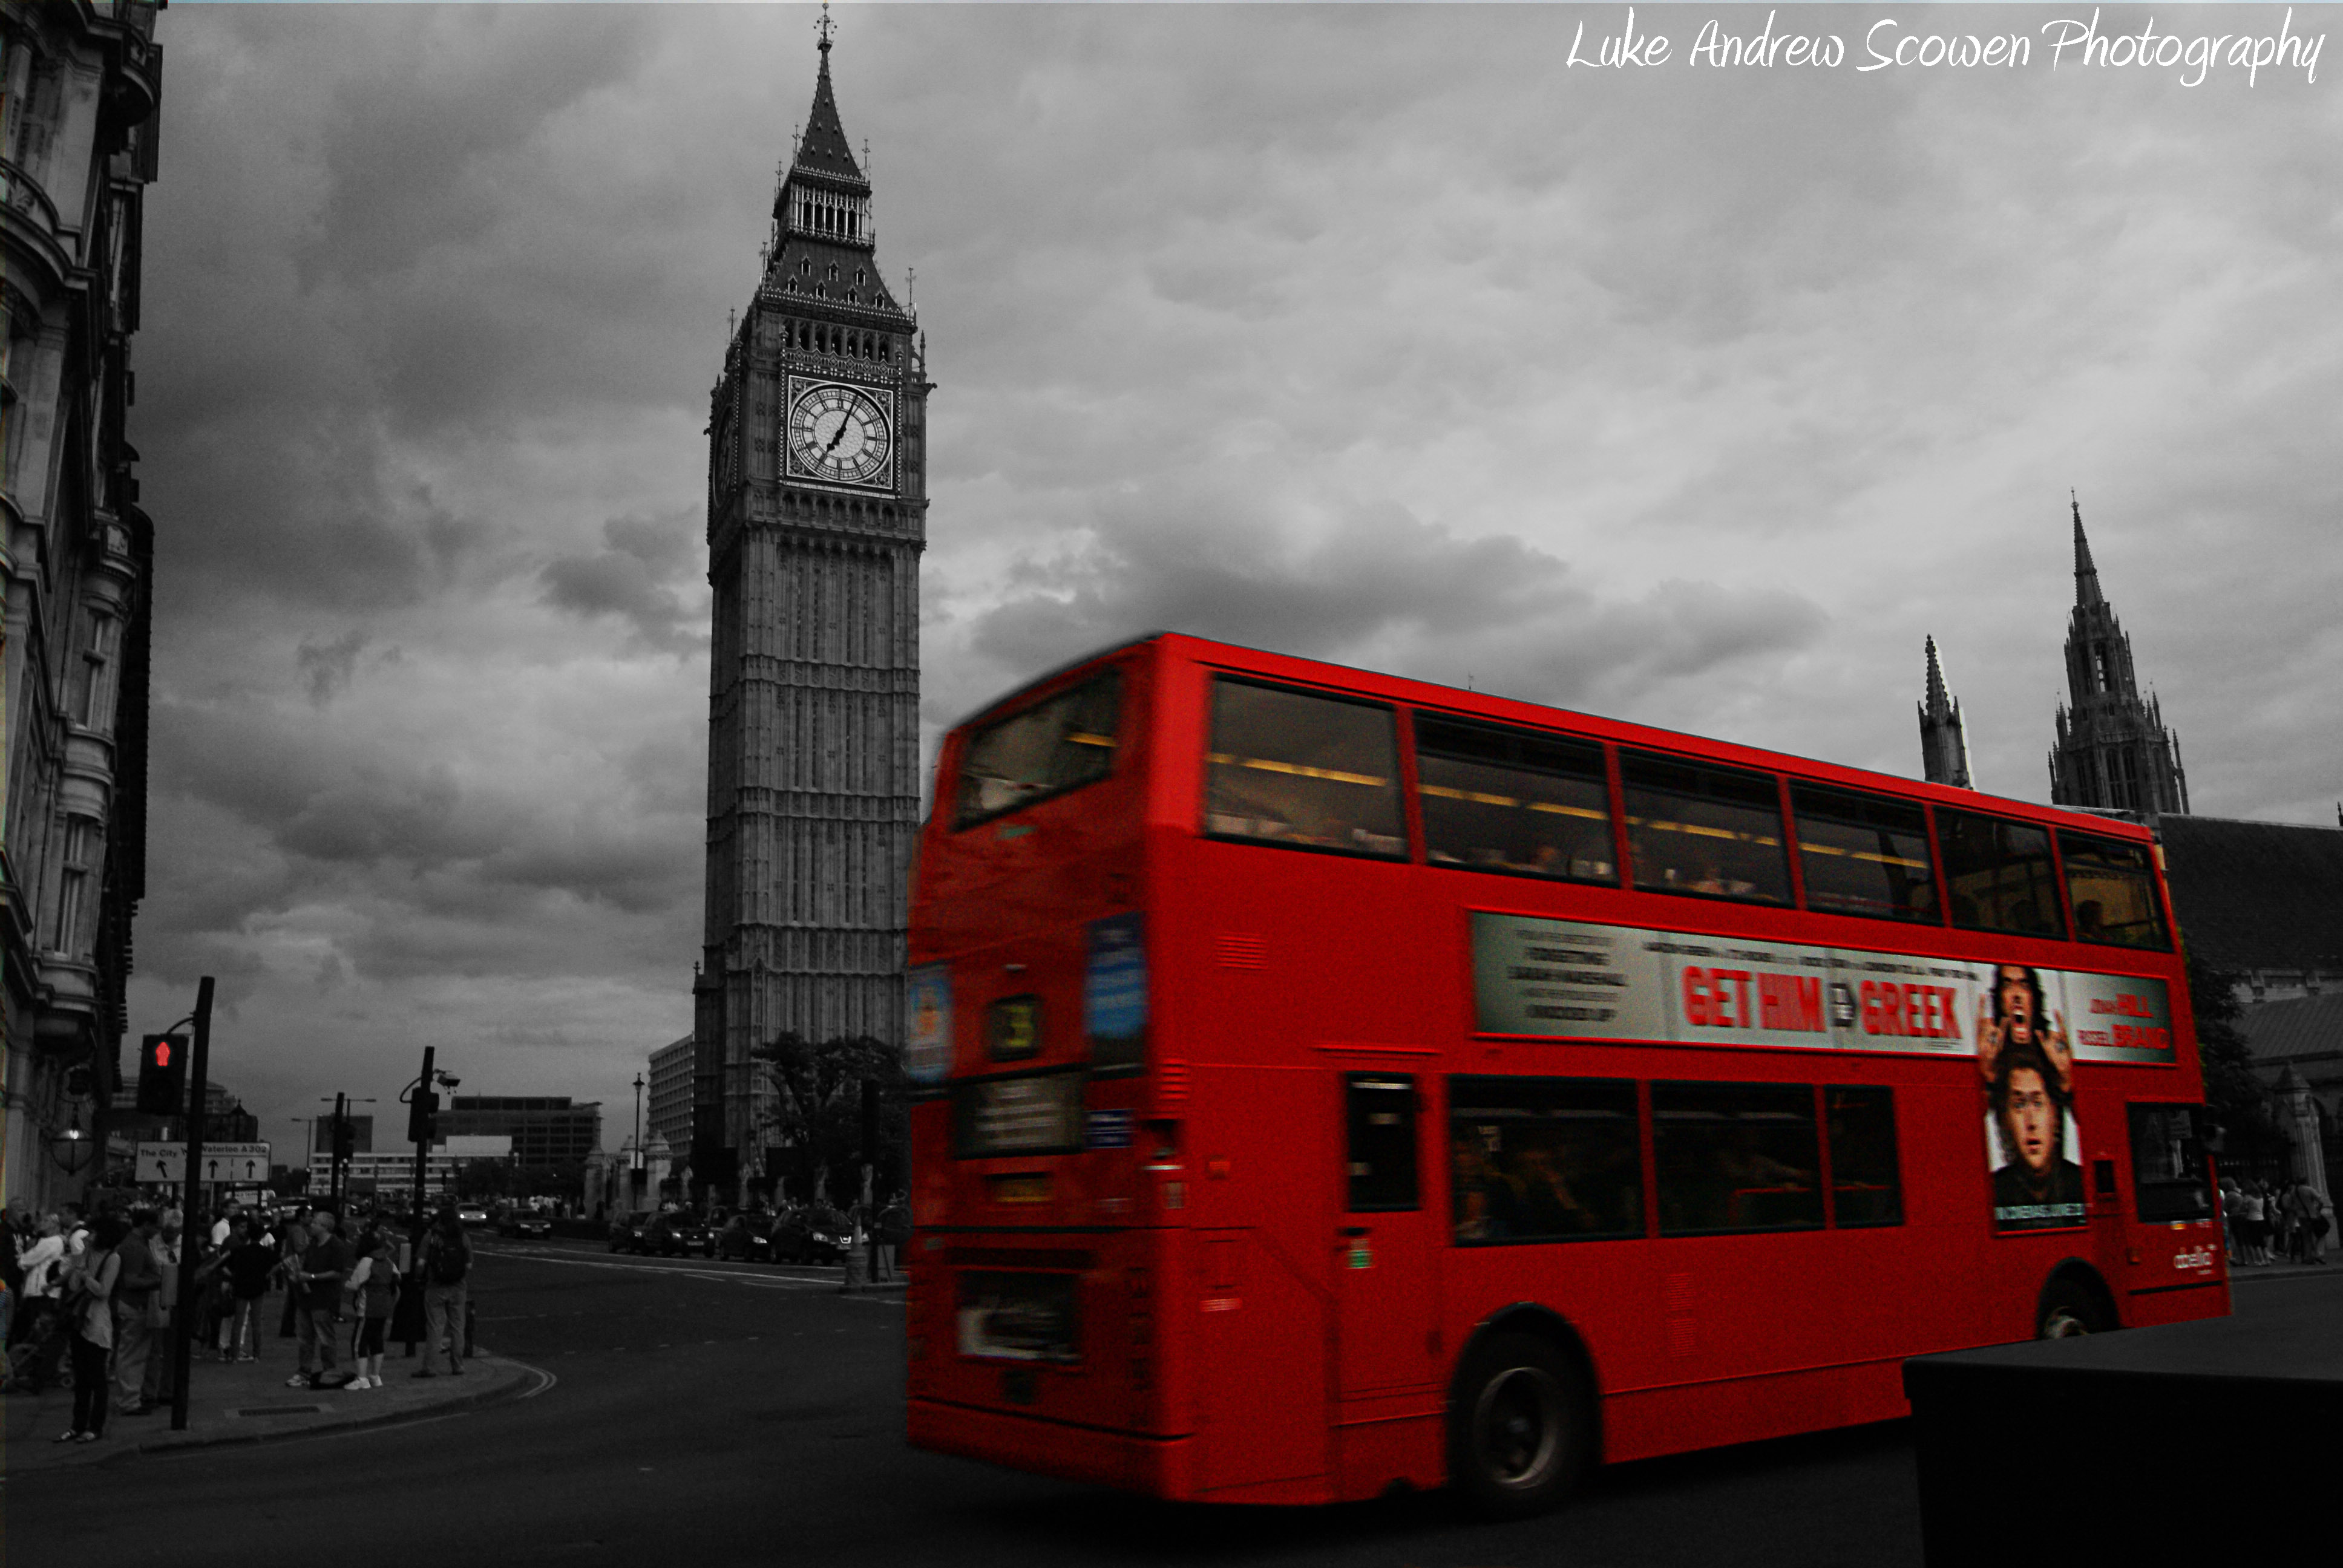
[169,975,215,1432]
[411,1047,436,1229]
[328,1093,349,1213]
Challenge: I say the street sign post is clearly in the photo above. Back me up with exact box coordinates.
[135,1142,270,1186]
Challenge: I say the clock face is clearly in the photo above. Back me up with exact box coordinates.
[787,381,894,488]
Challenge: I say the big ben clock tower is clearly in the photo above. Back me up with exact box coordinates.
[697,20,928,1199]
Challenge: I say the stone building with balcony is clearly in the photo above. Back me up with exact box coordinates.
[1,1,163,1215]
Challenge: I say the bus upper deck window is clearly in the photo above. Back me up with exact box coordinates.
[1792,785,1939,924]
[1936,809,2067,939]
[1620,752,1791,905]
[2058,832,2170,950]
[953,670,1122,830]
[1417,716,1614,883]
[1204,679,1406,858]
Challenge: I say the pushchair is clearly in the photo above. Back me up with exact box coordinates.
[4,1298,73,1393]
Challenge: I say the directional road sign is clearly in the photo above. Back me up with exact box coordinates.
[136,1142,272,1185]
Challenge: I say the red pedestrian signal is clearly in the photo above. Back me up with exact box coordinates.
[136,1033,189,1116]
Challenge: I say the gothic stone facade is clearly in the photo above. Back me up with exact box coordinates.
[1,1,162,1214]
[697,39,925,1196]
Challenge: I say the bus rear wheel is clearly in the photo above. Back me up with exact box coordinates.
[2037,1278,2108,1339]
[1449,1331,1592,1520]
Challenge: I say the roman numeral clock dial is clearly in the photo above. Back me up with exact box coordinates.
[787,380,895,488]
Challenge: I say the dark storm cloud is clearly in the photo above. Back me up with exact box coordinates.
[950,490,1825,728]
[540,511,705,652]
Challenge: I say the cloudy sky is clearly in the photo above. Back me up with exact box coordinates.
[134,2,2341,1160]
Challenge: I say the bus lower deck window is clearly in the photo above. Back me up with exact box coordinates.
[1824,1086,1904,1227]
[1653,1082,1823,1235]
[1449,1076,1642,1244]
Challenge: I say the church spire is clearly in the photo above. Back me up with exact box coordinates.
[1918,636,1973,789]
[2072,491,2103,609]
[2047,498,2187,817]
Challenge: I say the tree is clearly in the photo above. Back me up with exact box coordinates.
[750,1032,910,1208]
[457,1157,514,1200]
[2189,952,2282,1161]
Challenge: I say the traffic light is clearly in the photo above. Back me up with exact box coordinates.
[332,1118,357,1163]
[136,1033,189,1116]
[407,1088,439,1145]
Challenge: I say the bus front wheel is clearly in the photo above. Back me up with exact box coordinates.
[2037,1278,2108,1339]
[1448,1331,1593,1520]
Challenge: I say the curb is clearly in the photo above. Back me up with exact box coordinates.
[8,1356,549,1471]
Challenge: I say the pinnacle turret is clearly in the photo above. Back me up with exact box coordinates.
[1917,636,1973,789]
[2072,492,2103,609]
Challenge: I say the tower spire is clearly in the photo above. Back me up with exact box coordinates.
[1918,636,1973,789]
[2072,491,2103,608]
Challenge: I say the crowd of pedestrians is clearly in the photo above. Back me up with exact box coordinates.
[2220,1175,2333,1267]
[2,1196,476,1445]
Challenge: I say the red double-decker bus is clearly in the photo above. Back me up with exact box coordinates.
[903,633,2225,1514]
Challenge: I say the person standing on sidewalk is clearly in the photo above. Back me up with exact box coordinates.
[109,1209,163,1416]
[413,1206,471,1379]
[344,1232,401,1390]
[140,1209,185,1408]
[287,1208,354,1390]
[221,1217,275,1361]
[56,1214,126,1443]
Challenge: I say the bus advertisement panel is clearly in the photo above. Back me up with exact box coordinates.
[1469,912,2174,1064]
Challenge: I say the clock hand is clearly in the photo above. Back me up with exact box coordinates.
[824,415,853,456]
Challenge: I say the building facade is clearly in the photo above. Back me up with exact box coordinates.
[1916,635,1973,789]
[698,29,926,1200]
[646,1033,693,1160]
[2046,500,2189,816]
[435,1096,602,1170]
[1,0,163,1216]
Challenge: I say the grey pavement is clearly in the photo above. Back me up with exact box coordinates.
[5,1338,543,1473]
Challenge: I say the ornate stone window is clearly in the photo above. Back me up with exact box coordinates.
[74,612,117,730]
[54,818,94,954]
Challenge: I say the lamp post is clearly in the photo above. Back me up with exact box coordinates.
[631,1073,646,1205]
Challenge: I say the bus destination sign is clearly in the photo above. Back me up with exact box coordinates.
[1469,912,2173,1065]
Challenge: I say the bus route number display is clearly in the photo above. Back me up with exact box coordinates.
[1468,912,2173,1065]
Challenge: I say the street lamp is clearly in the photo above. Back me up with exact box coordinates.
[631,1073,646,1203]
[47,1105,96,1176]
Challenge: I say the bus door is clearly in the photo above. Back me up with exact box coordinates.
[1333,1069,1443,1402]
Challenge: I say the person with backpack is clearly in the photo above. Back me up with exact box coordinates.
[413,1206,471,1378]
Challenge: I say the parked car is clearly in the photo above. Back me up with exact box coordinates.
[715,1212,779,1263]
[498,1209,553,1240]
[647,1209,715,1258]
[772,1204,851,1265]
[608,1210,655,1253]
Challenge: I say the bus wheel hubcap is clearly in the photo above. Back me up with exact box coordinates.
[1477,1367,1562,1488]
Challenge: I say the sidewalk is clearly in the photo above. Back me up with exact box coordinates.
[2228,1256,2335,1283]
[5,1340,541,1474]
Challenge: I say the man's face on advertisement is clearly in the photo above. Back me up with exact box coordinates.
[2004,1068,2057,1174]
[1997,968,2035,1044]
